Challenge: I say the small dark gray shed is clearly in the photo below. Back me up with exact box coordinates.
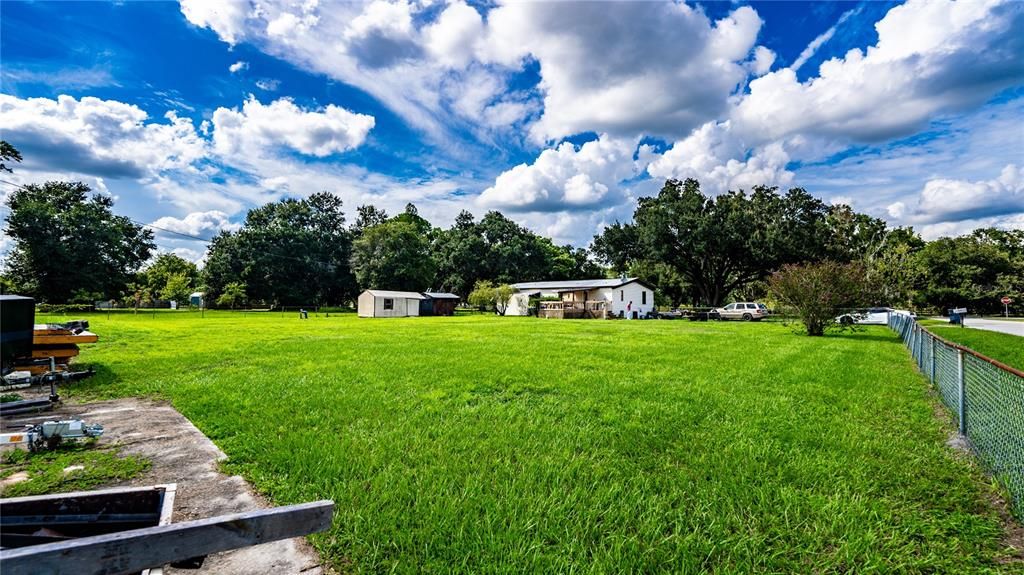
[420,292,460,316]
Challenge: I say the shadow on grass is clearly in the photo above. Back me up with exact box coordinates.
[65,363,121,395]
[821,331,903,344]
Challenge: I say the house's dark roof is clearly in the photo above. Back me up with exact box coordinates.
[510,278,651,291]
[424,292,460,300]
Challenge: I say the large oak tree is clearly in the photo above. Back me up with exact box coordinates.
[4,180,154,302]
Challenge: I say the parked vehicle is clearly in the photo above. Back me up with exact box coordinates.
[836,307,916,325]
[713,302,769,321]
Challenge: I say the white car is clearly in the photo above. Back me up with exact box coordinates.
[837,307,916,325]
[713,302,769,321]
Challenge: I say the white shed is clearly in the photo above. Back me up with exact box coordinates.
[357,290,426,318]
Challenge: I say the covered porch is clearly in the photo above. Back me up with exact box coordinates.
[538,300,609,319]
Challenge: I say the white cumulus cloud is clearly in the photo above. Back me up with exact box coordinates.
[647,121,796,195]
[150,210,241,238]
[0,93,207,180]
[211,96,375,158]
[733,0,1024,145]
[892,164,1024,225]
[484,3,768,143]
[229,60,248,73]
[478,136,647,212]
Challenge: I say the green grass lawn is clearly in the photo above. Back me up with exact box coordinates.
[919,321,1024,371]
[34,311,1019,572]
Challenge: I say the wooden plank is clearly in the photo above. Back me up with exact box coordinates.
[0,500,334,575]
[31,347,79,358]
[33,331,98,345]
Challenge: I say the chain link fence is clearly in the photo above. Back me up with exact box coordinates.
[889,313,1024,519]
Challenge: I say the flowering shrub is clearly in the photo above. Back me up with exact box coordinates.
[769,261,867,336]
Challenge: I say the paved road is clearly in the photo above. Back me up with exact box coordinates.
[960,317,1024,337]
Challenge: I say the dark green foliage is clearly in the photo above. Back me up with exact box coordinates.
[216,281,247,309]
[1,140,22,173]
[352,204,389,235]
[143,253,199,295]
[3,181,154,302]
[915,229,1022,314]
[203,192,357,306]
[594,179,845,306]
[593,179,923,308]
[351,220,436,291]
[431,210,605,297]
[431,211,489,297]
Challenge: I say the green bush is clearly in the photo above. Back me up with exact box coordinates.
[36,303,94,314]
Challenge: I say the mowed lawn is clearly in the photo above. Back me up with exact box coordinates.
[919,321,1024,372]
[43,311,1015,573]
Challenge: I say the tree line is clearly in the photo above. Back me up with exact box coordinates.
[591,179,1023,315]
[1,142,1021,315]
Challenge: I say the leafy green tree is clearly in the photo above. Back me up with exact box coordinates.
[144,253,198,295]
[1,141,22,173]
[123,282,154,313]
[431,210,604,297]
[862,228,925,308]
[591,222,641,275]
[202,192,357,306]
[825,204,889,262]
[392,203,433,236]
[202,231,246,303]
[3,181,154,302]
[915,230,1018,314]
[431,211,488,297]
[351,220,436,291]
[594,179,837,306]
[160,273,192,304]
[769,261,868,336]
[465,280,514,315]
[216,282,247,309]
[352,204,389,236]
[494,283,514,316]
[467,280,495,311]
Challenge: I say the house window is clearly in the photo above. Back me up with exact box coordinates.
[620,290,624,301]
[383,298,394,310]
[642,291,647,305]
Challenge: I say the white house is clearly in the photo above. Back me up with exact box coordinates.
[357,290,426,318]
[506,278,656,319]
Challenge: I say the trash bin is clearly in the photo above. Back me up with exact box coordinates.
[949,312,961,325]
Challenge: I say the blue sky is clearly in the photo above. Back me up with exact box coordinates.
[1,0,1022,262]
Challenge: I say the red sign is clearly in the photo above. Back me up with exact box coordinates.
[1002,296,1013,305]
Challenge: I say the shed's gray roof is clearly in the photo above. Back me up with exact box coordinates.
[424,292,460,299]
[362,290,427,299]
[510,278,645,291]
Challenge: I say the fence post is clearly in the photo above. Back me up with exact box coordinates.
[957,349,966,436]
[919,326,925,369]
[913,324,920,365]
[930,335,936,383]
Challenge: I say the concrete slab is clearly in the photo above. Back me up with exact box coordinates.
[2,397,328,575]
